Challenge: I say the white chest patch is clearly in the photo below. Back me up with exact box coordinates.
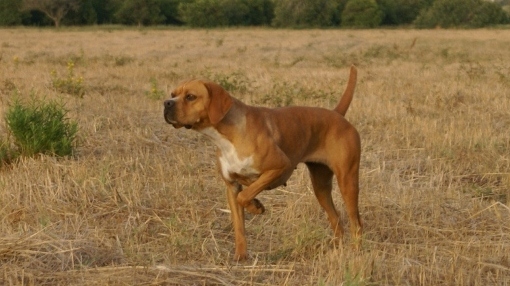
[200,127,258,181]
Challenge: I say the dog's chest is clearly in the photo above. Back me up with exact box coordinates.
[200,128,259,183]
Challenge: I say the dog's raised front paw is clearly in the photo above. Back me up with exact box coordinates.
[245,198,265,215]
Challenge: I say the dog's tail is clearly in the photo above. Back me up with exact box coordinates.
[334,65,357,116]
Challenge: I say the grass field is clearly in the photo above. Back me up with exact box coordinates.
[0,27,509,285]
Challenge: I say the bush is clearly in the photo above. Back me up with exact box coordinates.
[470,1,509,27]
[272,0,343,27]
[5,97,78,157]
[114,0,166,26]
[341,0,383,28]
[0,0,24,26]
[179,0,273,27]
[378,0,433,25]
[414,0,509,28]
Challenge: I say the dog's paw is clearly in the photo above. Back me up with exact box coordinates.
[233,252,249,262]
[245,198,265,215]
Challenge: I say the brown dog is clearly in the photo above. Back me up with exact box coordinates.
[164,66,362,260]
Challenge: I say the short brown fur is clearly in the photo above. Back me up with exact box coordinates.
[164,66,362,260]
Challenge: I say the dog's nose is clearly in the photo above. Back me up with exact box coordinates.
[164,100,174,108]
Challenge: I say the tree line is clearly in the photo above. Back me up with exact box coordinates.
[1,0,509,28]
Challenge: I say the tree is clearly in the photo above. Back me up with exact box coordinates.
[0,0,24,26]
[378,0,433,25]
[179,0,272,27]
[341,0,383,28]
[243,0,274,26]
[414,0,509,28]
[22,0,80,27]
[91,0,118,24]
[272,0,344,27]
[159,0,183,25]
[64,0,98,25]
[115,0,166,26]
[179,0,231,27]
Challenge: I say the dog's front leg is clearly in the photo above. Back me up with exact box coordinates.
[236,166,291,211]
[225,182,248,261]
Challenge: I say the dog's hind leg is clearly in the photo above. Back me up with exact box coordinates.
[335,160,363,250]
[306,162,344,240]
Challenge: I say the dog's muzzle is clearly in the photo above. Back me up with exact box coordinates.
[163,100,192,129]
[163,100,177,125]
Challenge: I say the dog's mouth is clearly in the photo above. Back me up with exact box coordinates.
[164,111,194,130]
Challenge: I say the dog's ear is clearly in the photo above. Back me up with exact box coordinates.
[204,82,233,125]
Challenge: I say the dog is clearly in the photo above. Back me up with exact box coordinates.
[163,66,362,260]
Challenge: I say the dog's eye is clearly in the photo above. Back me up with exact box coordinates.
[185,94,197,101]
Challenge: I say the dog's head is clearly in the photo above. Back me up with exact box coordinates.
[163,80,233,130]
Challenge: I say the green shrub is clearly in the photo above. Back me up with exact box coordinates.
[51,60,85,98]
[5,97,78,157]
[179,0,274,27]
[341,0,383,28]
[414,0,509,28]
[115,0,166,26]
[272,0,343,27]
[378,0,433,25]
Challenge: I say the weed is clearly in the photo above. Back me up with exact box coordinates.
[1,79,17,94]
[51,60,85,98]
[114,55,134,66]
[288,56,305,67]
[13,55,19,68]
[146,78,165,100]
[0,139,14,167]
[459,61,486,80]
[363,44,401,62]
[258,81,336,107]
[215,37,224,47]
[205,70,249,93]
[63,48,86,66]
[343,266,365,286]
[5,96,78,157]
[258,86,294,107]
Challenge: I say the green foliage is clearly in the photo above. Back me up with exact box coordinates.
[341,0,383,28]
[159,0,182,24]
[179,0,228,27]
[115,0,166,26]
[378,0,433,25]
[414,0,509,28]
[5,97,78,157]
[51,60,85,98]
[179,0,273,27]
[64,0,98,25]
[2,0,509,28]
[272,0,343,27]
[0,0,25,26]
[92,0,118,24]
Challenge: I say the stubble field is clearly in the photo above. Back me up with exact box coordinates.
[0,27,509,285]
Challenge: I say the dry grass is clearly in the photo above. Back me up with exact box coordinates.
[0,27,509,285]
